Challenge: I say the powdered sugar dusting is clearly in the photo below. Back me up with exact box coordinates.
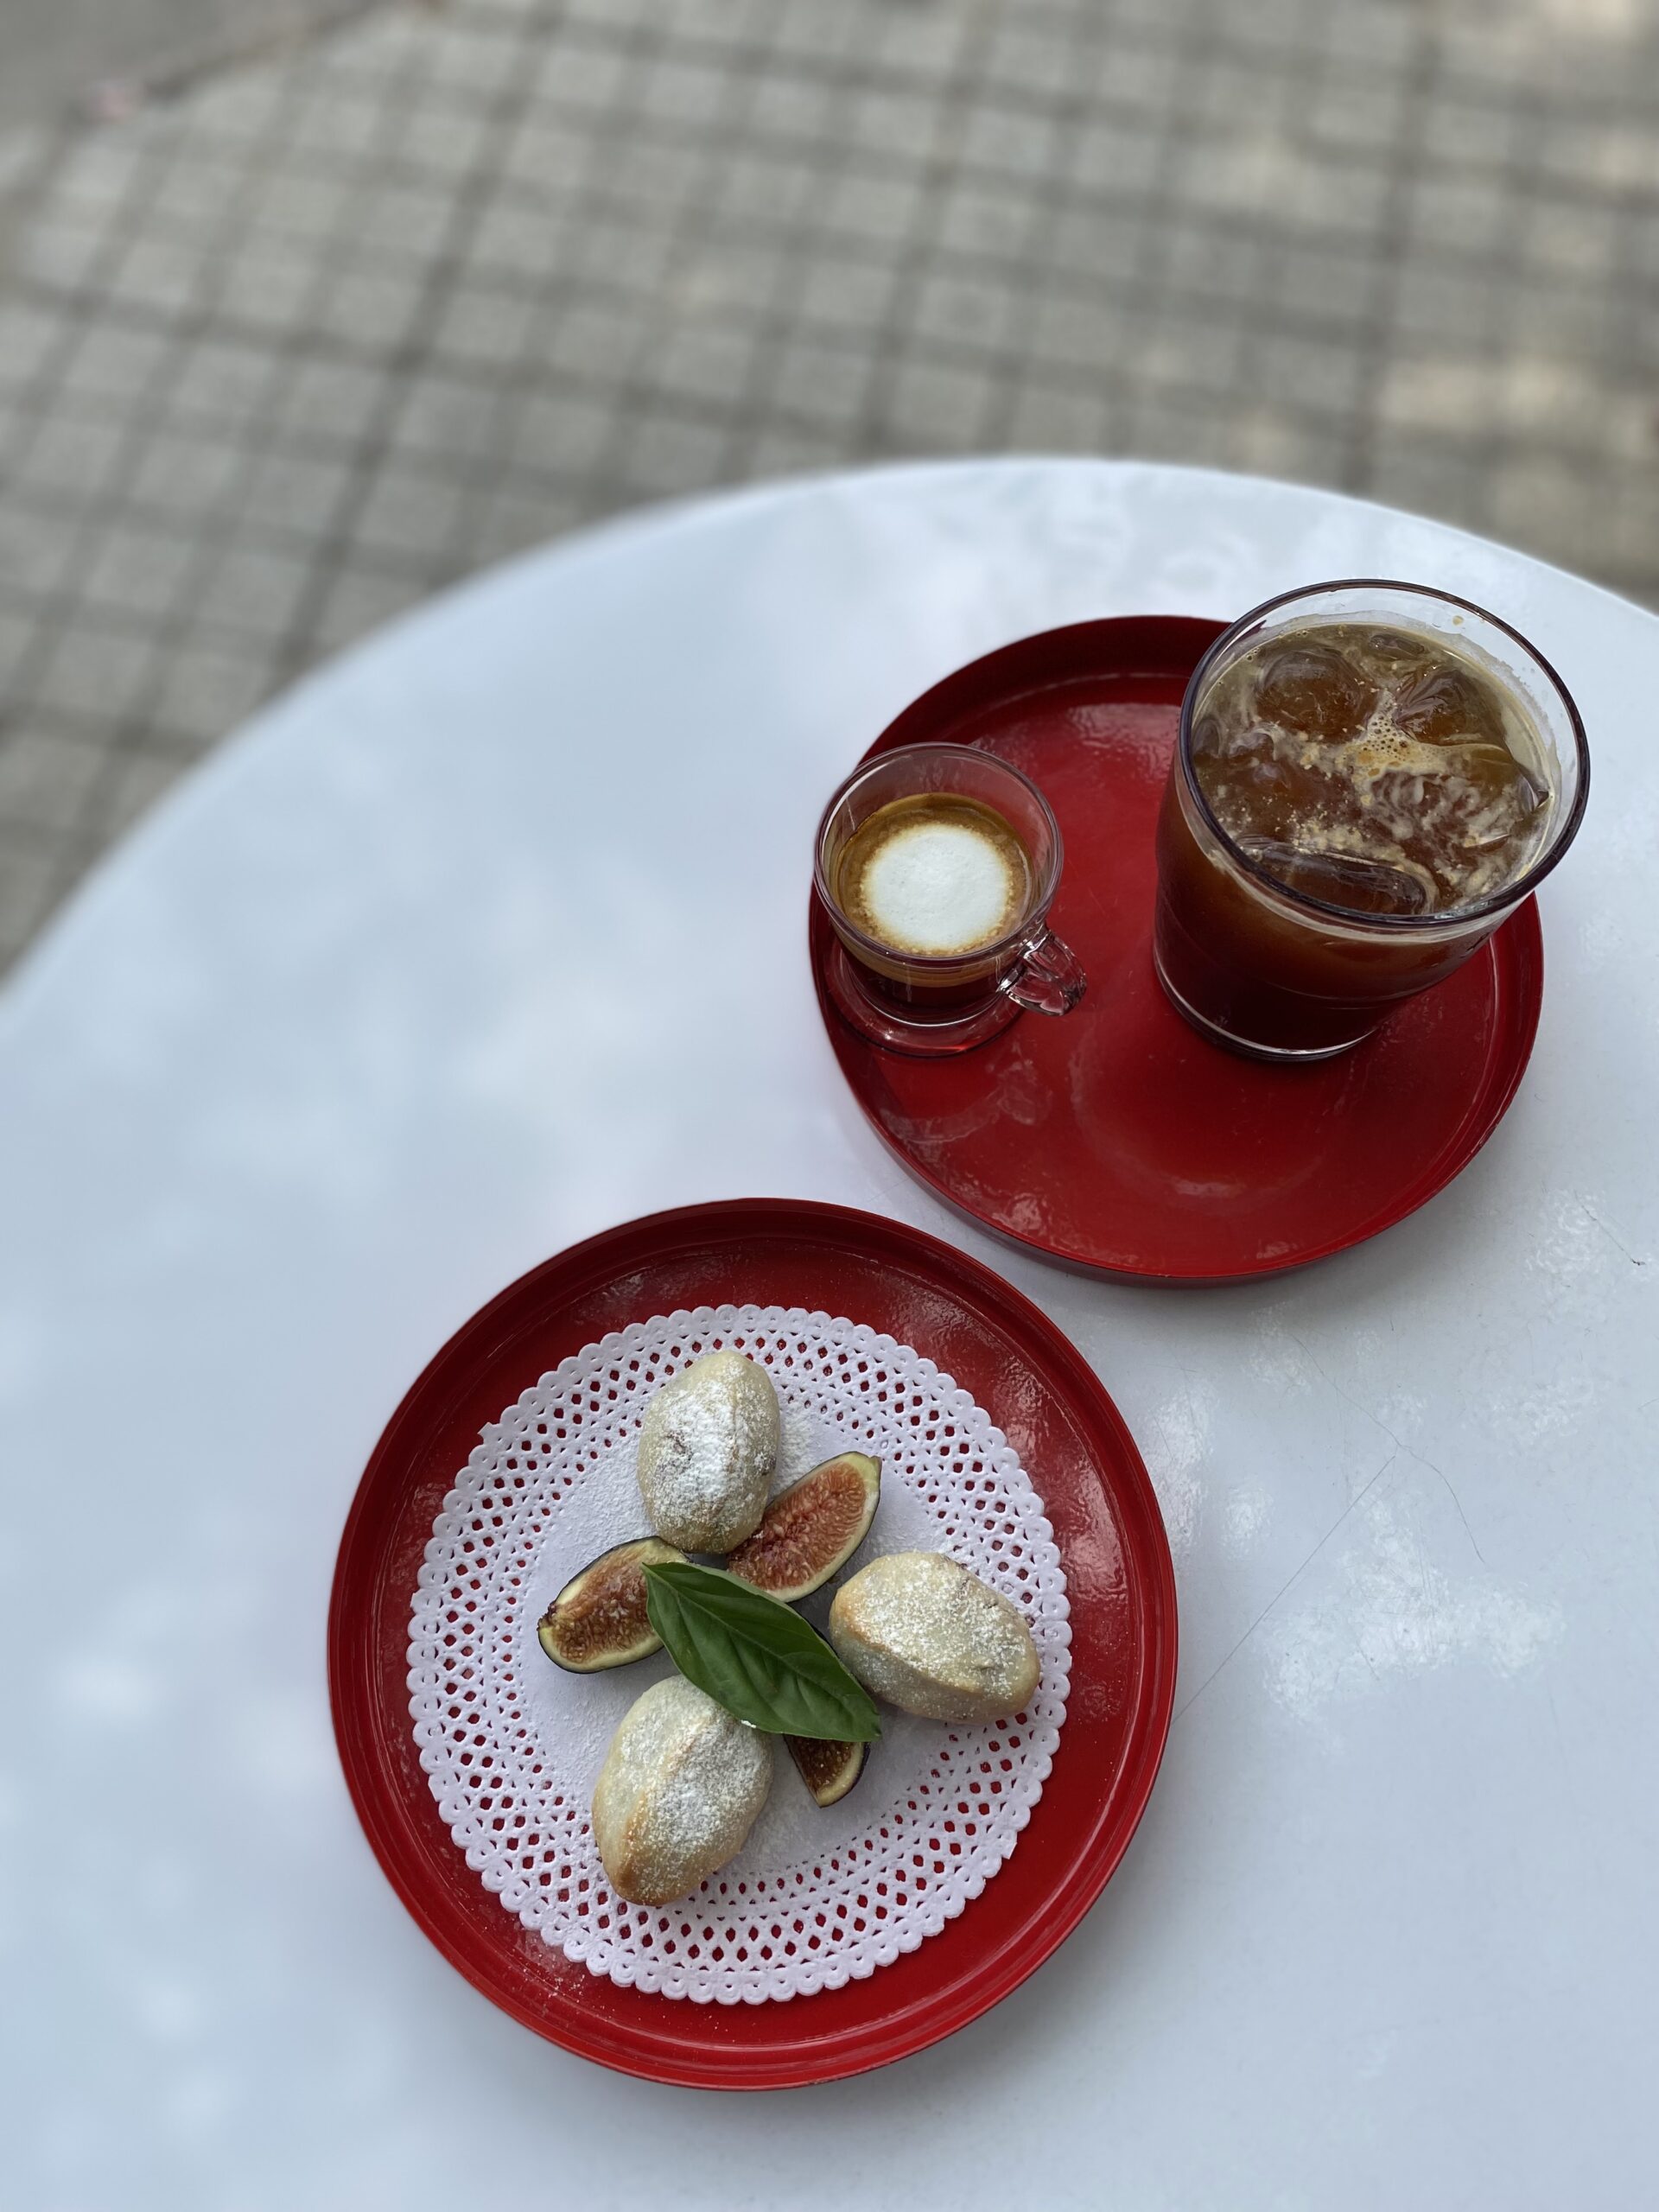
[835,1551,1039,1713]
[594,1679,772,1905]
[637,1349,779,1550]
[780,1399,818,1478]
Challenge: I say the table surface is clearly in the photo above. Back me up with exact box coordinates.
[3,461,1653,2210]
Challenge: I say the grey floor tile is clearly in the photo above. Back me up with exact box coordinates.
[1090,38,1181,117]
[510,389,620,479]
[276,358,397,449]
[245,169,360,248]
[31,623,159,727]
[649,324,759,408]
[823,170,930,248]
[842,86,948,170]
[873,2,972,74]
[389,370,509,467]
[83,527,203,622]
[614,410,732,498]
[1004,378,1115,454]
[470,195,571,283]
[736,423,848,483]
[957,99,1070,186]
[795,256,902,334]
[543,299,648,383]
[766,334,875,430]
[194,540,316,642]
[213,243,326,334]
[243,448,355,539]
[19,215,112,296]
[936,181,1048,264]
[0,504,84,600]
[0,607,37,697]
[429,281,543,370]
[105,234,213,317]
[352,465,470,558]
[169,337,286,426]
[128,427,251,522]
[1029,291,1137,378]
[983,24,1090,100]
[463,484,588,568]
[566,213,681,295]
[501,107,599,195]
[747,73,841,149]
[0,400,26,480]
[353,180,463,266]
[1246,329,1368,420]
[53,130,151,217]
[908,270,1024,356]
[0,728,111,835]
[0,302,73,391]
[308,561,429,656]
[312,261,431,355]
[0,830,71,964]
[883,354,1000,449]
[85,747,192,842]
[152,632,280,746]
[59,323,176,405]
[11,414,130,511]
[399,96,493,180]
[1042,204,1148,286]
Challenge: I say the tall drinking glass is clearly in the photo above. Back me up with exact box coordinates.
[1153,581,1590,1062]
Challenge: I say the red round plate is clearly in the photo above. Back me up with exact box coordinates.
[328,1198,1176,2089]
[810,618,1544,1284]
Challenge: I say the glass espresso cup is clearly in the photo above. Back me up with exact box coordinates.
[815,743,1085,1055]
[1153,581,1590,1062]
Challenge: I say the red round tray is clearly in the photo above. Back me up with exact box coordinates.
[810,618,1544,1283]
[328,1199,1176,2089]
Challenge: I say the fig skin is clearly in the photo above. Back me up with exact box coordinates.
[785,1734,866,1808]
[726,1452,881,1602]
[537,1536,686,1672]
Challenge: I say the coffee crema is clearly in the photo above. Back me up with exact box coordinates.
[835,793,1032,956]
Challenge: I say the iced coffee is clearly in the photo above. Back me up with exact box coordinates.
[1154,583,1588,1059]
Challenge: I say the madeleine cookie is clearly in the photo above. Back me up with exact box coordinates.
[592,1677,773,1907]
[637,1349,779,1552]
[829,1552,1040,1725]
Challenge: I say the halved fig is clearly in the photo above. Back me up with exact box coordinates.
[537,1536,685,1672]
[725,1452,880,1603]
[786,1733,866,1808]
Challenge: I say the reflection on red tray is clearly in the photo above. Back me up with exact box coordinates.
[810,619,1543,1283]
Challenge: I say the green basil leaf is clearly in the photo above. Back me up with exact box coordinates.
[642,1561,880,1743]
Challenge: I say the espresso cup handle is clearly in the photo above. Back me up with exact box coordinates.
[1007,930,1086,1017]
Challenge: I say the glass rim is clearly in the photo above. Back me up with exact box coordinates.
[1178,578,1592,934]
[812,741,1064,968]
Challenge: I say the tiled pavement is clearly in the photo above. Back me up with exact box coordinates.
[3,0,1658,970]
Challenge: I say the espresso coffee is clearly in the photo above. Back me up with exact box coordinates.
[834,794,1032,956]
[1191,623,1549,916]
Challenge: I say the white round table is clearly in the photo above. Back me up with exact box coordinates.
[3,462,1653,2208]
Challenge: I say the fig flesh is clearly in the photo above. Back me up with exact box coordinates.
[537,1535,686,1672]
[785,1733,867,1808]
[725,1452,880,1603]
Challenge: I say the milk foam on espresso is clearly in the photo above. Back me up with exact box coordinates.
[838,795,1030,955]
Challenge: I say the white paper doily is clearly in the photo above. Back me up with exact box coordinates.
[407,1306,1070,2005]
